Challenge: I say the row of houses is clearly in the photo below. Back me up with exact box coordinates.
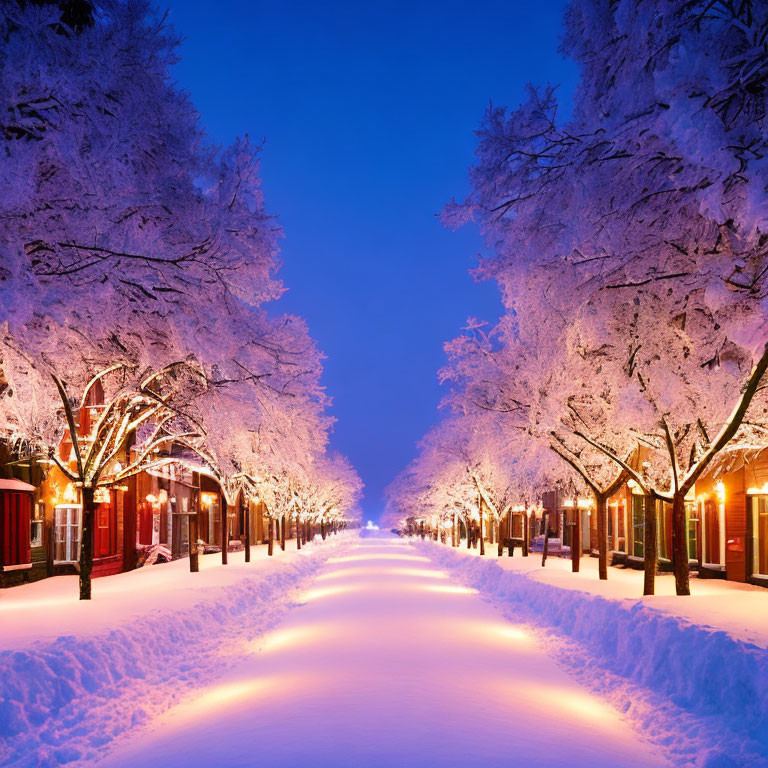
[0,451,324,587]
[408,448,768,588]
[0,381,334,588]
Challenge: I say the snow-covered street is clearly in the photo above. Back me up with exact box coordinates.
[98,536,667,768]
[3,2,768,767]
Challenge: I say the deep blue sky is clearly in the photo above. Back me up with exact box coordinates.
[163,0,578,521]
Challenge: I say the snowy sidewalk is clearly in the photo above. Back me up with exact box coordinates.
[98,536,666,768]
[0,538,335,650]
[432,538,768,648]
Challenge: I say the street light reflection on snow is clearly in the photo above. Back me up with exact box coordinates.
[466,622,535,649]
[419,584,477,596]
[300,584,358,602]
[315,566,403,580]
[316,566,383,581]
[253,624,331,653]
[169,676,285,725]
[390,567,449,580]
[316,565,448,581]
[510,684,619,729]
[327,553,430,564]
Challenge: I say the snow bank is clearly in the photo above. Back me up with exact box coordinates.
[0,536,351,768]
[417,541,768,766]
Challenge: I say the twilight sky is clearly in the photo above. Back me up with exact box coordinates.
[163,0,579,521]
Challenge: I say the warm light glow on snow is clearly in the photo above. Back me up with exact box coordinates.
[314,565,447,581]
[469,622,536,648]
[389,567,450,580]
[254,625,332,653]
[511,684,620,729]
[327,553,430,564]
[300,584,358,602]
[0,595,84,611]
[198,679,269,709]
[170,676,283,724]
[315,566,381,581]
[419,584,477,596]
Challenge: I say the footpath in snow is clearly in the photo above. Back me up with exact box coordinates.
[97,536,667,768]
[0,534,351,768]
[417,538,768,767]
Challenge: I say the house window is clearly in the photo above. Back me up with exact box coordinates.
[30,502,44,548]
[207,498,221,543]
[701,499,722,566]
[30,521,43,549]
[611,501,627,553]
[654,501,672,561]
[94,497,117,558]
[751,496,768,578]
[54,504,82,564]
[631,495,645,558]
[686,501,699,562]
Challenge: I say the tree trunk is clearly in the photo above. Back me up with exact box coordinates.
[280,514,286,551]
[479,506,485,556]
[79,486,96,600]
[244,502,251,563]
[672,492,690,596]
[221,500,229,565]
[189,511,199,572]
[321,521,326,540]
[541,512,550,567]
[297,517,302,550]
[643,494,656,596]
[268,517,274,556]
[571,506,581,574]
[523,514,529,557]
[596,493,608,580]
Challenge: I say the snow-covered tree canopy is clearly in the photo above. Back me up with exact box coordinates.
[440,0,768,486]
[0,0,360,530]
[401,0,768,594]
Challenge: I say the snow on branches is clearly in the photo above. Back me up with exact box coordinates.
[0,0,360,597]
[396,0,768,595]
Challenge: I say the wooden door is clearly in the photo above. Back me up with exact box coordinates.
[0,491,32,568]
[94,494,117,558]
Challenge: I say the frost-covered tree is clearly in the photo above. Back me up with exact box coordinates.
[0,1,357,597]
[445,0,768,595]
[439,312,635,576]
